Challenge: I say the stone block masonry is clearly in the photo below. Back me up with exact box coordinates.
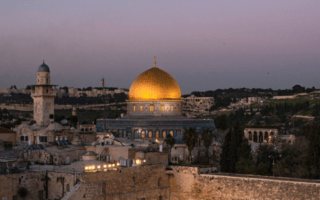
[169,166,320,200]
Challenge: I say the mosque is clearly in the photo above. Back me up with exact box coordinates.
[96,57,216,144]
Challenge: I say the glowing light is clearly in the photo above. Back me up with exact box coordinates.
[112,164,115,167]
[117,163,120,166]
[128,67,181,101]
[85,167,88,170]
[136,159,141,165]
[108,164,111,167]
[143,160,146,163]
[92,165,95,169]
[97,165,101,169]
[103,165,107,168]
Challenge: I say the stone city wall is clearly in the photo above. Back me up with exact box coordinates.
[82,164,170,200]
[169,166,320,200]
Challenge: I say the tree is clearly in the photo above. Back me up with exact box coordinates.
[165,134,176,164]
[305,122,320,178]
[220,120,252,173]
[182,127,198,164]
[200,128,214,156]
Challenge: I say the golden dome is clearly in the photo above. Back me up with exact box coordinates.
[129,67,181,101]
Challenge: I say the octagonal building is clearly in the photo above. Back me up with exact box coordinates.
[96,58,215,143]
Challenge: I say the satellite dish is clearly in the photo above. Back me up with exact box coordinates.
[61,119,68,125]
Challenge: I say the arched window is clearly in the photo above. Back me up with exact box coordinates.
[156,130,159,138]
[176,105,179,111]
[133,105,136,112]
[161,104,165,112]
[123,131,126,138]
[170,106,173,112]
[150,105,154,112]
[265,132,268,142]
[85,128,88,131]
[270,132,274,136]
[253,131,258,142]
[259,132,263,143]
[249,131,252,141]
[148,130,152,138]
[170,130,173,137]
[140,105,143,111]
[81,128,84,131]
[162,130,166,138]
[118,130,122,138]
[141,130,145,138]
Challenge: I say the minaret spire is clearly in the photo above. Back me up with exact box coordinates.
[154,56,156,68]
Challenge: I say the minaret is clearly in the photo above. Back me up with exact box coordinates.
[154,56,156,68]
[31,61,56,126]
[101,74,105,88]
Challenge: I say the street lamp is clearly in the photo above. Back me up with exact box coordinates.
[269,154,281,177]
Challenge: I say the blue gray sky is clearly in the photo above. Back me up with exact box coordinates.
[1,1,319,94]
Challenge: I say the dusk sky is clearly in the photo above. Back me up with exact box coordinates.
[1,1,319,94]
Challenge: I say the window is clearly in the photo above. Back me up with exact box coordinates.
[140,105,143,111]
[176,105,179,111]
[170,106,173,112]
[123,131,126,137]
[46,89,48,93]
[141,131,145,138]
[13,196,17,200]
[159,196,163,200]
[21,136,24,141]
[161,104,165,112]
[25,136,28,141]
[162,130,166,138]
[133,105,136,112]
[148,130,152,138]
[170,130,173,137]
[156,130,159,138]
[66,184,70,192]
[150,105,154,112]
[39,136,47,143]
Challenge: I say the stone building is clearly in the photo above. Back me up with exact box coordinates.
[181,95,214,116]
[30,61,57,126]
[244,128,295,145]
[0,127,16,147]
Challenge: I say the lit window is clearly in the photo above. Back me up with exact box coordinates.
[156,130,159,138]
[170,106,173,112]
[141,130,145,138]
[149,130,152,138]
[162,130,166,138]
[161,104,165,112]
[140,105,143,111]
[176,105,179,111]
[133,105,136,112]
[150,105,154,112]
[170,130,173,137]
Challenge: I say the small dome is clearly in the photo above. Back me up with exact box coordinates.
[129,67,181,101]
[38,61,50,72]
[46,122,63,131]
